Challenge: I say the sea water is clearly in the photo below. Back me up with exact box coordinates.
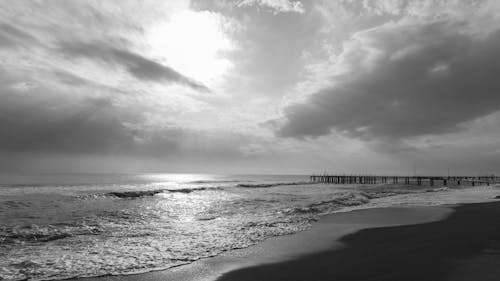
[1,173,498,280]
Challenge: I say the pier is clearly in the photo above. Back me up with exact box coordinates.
[309,175,500,186]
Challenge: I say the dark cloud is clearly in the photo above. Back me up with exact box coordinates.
[0,69,135,154]
[0,91,245,156]
[279,21,500,140]
[52,70,94,86]
[0,93,136,154]
[0,23,37,48]
[58,42,210,92]
[0,71,245,159]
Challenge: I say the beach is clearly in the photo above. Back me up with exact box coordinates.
[75,200,500,281]
[2,173,500,280]
[217,201,500,281]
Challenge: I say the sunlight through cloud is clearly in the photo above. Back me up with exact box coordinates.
[147,10,234,86]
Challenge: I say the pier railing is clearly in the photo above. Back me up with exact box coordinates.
[309,175,500,186]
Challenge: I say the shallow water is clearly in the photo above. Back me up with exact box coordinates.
[0,173,498,280]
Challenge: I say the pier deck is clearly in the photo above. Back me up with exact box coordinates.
[309,175,500,186]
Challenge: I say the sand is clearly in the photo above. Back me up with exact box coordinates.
[217,202,500,281]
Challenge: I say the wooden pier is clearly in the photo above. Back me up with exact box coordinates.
[310,174,500,186]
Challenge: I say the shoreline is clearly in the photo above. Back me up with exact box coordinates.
[73,204,454,281]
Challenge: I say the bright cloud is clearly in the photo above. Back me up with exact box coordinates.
[2,0,500,174]
[147,10,236,86]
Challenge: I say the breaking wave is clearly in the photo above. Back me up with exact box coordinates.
[165,187,223,193]
[286,192,372,215]
[0,223,102,244]
[104,186,223,198]
[107,189,165,198]
[425,187,450,192]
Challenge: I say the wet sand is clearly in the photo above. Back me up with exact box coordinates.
[74,205,453,281]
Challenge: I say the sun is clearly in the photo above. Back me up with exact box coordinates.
[148,10,234,86]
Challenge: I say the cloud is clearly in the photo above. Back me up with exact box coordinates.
[0,69,248,159]
[361,0,482,18]
[0,85,135,154]
[278,20,500,140]
[52,70,94,87]
[0,23,37,48]
[58,41,210,92]
[238,0,305,14]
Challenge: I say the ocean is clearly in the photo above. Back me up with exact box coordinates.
[1,173,498,280]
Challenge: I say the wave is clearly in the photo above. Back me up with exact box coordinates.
[105,186,223,198]
[107,189,165,198]
[286,192,372,215]
[0,200,31,209]
[236,181,311,188]
[425,187,450,192]
[165,186,223,193]
[0,224,102,244]
[196,215,219,221]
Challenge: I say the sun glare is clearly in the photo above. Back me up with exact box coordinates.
[148,10,234,86]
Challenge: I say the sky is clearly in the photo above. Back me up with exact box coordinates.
[1,0,500,175]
